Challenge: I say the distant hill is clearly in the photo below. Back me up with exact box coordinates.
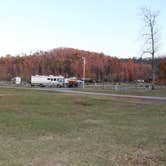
[0,47,165,83]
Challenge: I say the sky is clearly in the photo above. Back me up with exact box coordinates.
[0,0,166,58]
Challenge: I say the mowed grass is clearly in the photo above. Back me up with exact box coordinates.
[0,88,166,166]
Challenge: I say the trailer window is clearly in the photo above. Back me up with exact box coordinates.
[51,78,53,81]
[54,78,56,81]
[47,78,50,80]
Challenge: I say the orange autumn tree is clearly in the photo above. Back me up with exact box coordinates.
[159,58,166,83]
[127,59,135,81]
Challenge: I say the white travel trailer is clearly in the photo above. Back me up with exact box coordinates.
[31,75,64,87]
[12,77,21,85]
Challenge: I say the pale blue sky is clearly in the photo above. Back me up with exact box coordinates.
[0,0,165,58]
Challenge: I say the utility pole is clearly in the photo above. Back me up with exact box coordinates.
[82,57,86,88]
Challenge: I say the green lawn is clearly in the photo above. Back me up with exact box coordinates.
[0,88,166,166]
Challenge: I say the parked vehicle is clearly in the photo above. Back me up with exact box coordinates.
[64,77,83,88]
[31,75,64,87]
[12,77,21,85]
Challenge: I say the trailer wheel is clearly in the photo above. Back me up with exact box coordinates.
[57,84,60,88]
[39,84,45,87]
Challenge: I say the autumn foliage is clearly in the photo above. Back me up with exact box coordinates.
[0,48,155,82]
[158,58,166,83]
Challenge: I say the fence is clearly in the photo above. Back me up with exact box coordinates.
[85,83,166,91]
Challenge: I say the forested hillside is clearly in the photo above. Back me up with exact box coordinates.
[0,48,165,83]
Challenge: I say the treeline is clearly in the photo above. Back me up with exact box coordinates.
[0,47,165,83]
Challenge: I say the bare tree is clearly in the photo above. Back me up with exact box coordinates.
[141,7,159,90]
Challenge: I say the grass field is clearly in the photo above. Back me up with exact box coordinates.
[0,88,166,166]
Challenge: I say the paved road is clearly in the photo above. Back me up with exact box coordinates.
[33,87,166,102]
[1,86,166,102]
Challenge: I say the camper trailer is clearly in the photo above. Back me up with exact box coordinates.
[31,75,64,87]
[12,77,21,85]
